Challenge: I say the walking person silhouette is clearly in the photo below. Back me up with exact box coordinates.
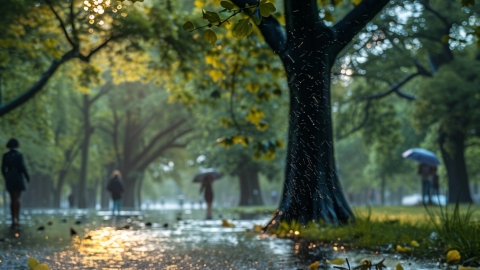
[2,139,30,229]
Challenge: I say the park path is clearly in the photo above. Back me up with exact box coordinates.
[0,209,439,269]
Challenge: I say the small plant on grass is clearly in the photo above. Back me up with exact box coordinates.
[425,202,480,264]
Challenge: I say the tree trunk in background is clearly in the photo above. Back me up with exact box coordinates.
[78,94,93,208]
[101,177,109,210]
[122,176,136,209]
[24,173,53,208]
[53,168,68,208]
[238,169,264,206]
[439,130,472,203]
[136,174,144,209]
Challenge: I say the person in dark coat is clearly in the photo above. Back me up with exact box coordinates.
[107,170,125,216]
[1,138,30,228]
[418,163,432,204]
[200,176,214,219]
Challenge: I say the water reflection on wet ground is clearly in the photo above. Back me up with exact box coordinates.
[0,209,441,269]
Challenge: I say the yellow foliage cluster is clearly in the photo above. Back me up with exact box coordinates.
[246,82,260,94]
[245,107,265,125]
[208,69,224,83]
[232,135,249,146]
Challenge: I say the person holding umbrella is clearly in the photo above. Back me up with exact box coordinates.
[418,163,432,204]
[402,148,441,205]
[200,176,214,219]
[193,168,222,219]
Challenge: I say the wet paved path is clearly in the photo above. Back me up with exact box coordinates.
[0,209,440,269]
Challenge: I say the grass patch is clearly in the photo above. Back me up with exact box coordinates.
[270,204,480,263]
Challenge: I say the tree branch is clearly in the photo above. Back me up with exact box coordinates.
[45,0,76,48]
[137,128,193,171]
[229,0,287,53]
[79,34,122,62]
[336,100,371,140]
[89,81,113,105]
[0,49,76,117]
[69,0,78,44]
[365,72,419,100]
[419,0,450,27]
[332,0,390,56]
[130,119,187,164]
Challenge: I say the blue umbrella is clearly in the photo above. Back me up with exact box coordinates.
[402,148,441,166]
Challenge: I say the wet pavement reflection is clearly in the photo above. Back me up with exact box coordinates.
[0,209,441,269]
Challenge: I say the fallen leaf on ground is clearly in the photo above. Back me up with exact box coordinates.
[308,260,319,270]
[396,263,404,270]
[253,224,263,232]
[410,240,420,247]
[326,258,346,265]
[446,250,461,264]
[396,245,412,254]
[221,219,235,228]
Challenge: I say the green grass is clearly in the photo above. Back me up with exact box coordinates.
[269,204,480,263]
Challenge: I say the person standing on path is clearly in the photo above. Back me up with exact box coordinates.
[107,170,125,216]
[418,163,432,204]
[1,138,30,229]
[200,176,214,219]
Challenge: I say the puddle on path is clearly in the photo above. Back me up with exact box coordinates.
[0,209,443,269]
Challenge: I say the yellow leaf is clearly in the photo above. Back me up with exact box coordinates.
[396,245,412,254]
[220,1,235,10]
[323,11,335,22]
[34,264,50,270]
[221,219,235,227]
[264,150,275,161]
[208,70,223,82]
[183,21,195,31]
[246,83,260,94]
[28,258,39,270]
[396,263,404,270]
[194,0,205,8]
[253,224,263,232]
[334,0,343,5]
[245,107,265,125]
[326,258,345,265]
[446,250,461,264]
[256,122,269,131]
[232,18,253,40]
[308,261,319,270]
[259,2,276,17]
[410,240,420,247]
[203,29,217,45]
[352,0,362,5]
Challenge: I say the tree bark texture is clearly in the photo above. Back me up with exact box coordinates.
[238,169,264,206]
[78,94,92,208]
[438,130,473,203]
[230,0,389,224]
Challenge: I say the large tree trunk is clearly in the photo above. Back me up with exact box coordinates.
[438,129,472,203]
[278,49,354,224]
[78,94,92,208]
[238,169,264,206]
